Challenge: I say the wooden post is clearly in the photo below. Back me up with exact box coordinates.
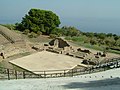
[7,69,10,80]
[51,74,52,78]
[15,70,17,79]
[89,68,91,74]
[56,73,57,77]
[104,67,106,71]
[60,73,62,77]
[116,61,118,68]
[39,74,41,78]
[44,71,46,78]
[23,71,25,79]
[64,70,66,77]
[71,69,73,77]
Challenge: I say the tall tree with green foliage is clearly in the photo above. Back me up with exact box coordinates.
[16,9,61,35]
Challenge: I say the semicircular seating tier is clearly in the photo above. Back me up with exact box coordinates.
[0,25,24,44]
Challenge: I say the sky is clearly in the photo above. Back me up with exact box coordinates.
[0,0,120,34]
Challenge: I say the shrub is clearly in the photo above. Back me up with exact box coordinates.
[49,34,57,38]
[90,39,97,45]
[23,29,30,35]
[37,31,42,36]
[28,32,37,38]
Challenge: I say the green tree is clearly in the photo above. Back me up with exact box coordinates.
[107,33,113,37]
[61,26,81,36]
[97,33,106,40]
[16,9,61,35]
[114,36,119,46]
[51,28,63,36]
[84,32,94,38]
[105,38,115,47]
[90,39,97,45]
[114,36,119,41]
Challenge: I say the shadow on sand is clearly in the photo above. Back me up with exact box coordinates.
[63,77,120,90]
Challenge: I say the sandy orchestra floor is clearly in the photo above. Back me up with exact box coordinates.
[9,51,84,74]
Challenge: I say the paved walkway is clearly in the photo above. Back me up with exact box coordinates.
[0,68,120,90]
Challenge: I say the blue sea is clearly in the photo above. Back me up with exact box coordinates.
[61,17,120,35]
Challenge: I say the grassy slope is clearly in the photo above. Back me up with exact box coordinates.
[65,37,120,55]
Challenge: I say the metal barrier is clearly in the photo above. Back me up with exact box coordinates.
[0,57,120,80]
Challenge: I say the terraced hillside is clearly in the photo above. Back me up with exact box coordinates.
[0,25,31,59]
[0,34,9,45]
[0,25,24,44]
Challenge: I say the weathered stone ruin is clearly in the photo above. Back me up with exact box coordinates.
[77,48,91,54]
[82,59,97,65]
[31,37,109,66]
[49,38,70,48]
[44,38,72,54]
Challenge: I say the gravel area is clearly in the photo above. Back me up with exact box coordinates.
[0,68,120,90]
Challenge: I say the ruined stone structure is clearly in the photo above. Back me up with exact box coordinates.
[49,38,70,48]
